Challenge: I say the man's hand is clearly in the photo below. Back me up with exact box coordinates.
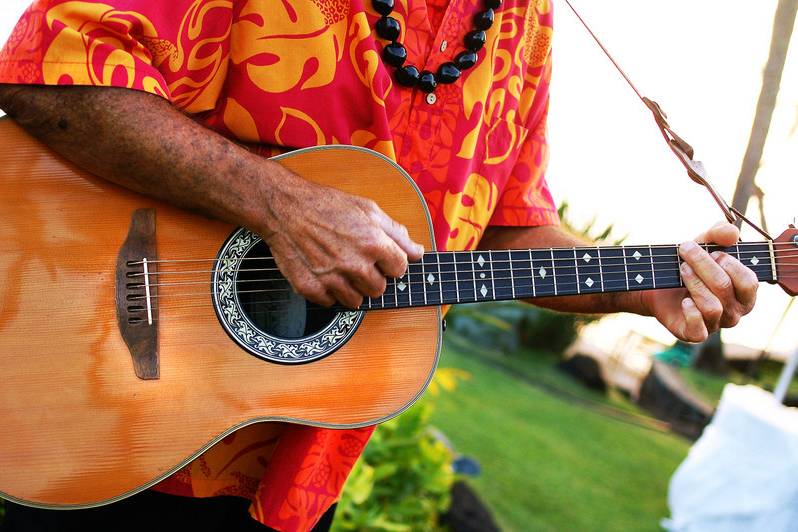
[481,223,759,341]
[262,172,424,309]
[0,84,422,309]
[640,222,759,342]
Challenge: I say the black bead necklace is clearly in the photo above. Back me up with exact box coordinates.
[372,0,502,94]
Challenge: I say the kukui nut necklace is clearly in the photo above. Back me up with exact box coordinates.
[372,0,502,93]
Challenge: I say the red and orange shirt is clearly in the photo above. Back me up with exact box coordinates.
[0,0,558,529]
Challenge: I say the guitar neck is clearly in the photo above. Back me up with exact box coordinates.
[359,241,777,310]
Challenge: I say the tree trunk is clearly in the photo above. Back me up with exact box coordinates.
[731,0,798,214]
[698,0,797,374]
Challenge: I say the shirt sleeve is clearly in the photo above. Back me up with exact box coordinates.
[488,51,559,228]
[0,0,232,113]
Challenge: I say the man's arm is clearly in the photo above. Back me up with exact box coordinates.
[478,224,758,343]
[0,85,424,308]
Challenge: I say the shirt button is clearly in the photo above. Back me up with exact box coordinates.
[440,40,448,52]
[425,93,437,105]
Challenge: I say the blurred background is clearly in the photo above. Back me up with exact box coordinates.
[1,0,796,530]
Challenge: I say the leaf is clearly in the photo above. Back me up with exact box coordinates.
[348,461,375,505]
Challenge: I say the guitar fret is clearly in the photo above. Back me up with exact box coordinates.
[625,246,654,290]
[491,250,513,300]
[648,245,657,289]
[408,260,425,307]
[509,252,516,298]
[573,249,582,295]
[550,248,558,296]
[531,249,555,296]
[455,252,476,302]
[454,257,460,302]
[488,250,497,299]
[768,240,778,281]
[598,247,626,292]
[529,249,536,297]
[436,252,457,304]
[623,247,630,291]
[738,242,773,282]
[395,269,409,307]
[422,253,442,306]
[575,247,602,294]
[651,245,681,289]
[472,251,492,300]
[421,257,428,306]
[437,255,444,303]
[511,250,533,299]
[597,248,605,292]
[552,248,578,296]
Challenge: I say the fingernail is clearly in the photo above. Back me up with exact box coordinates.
[680,262,692,275]
[710,251,723,260]
[682,298,694,309]
[680,241,697,253]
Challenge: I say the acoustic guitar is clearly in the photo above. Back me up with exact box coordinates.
[1,119,796,509]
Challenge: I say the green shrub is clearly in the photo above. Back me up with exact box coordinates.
[332,370,470,531]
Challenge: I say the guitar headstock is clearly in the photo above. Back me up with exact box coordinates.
[775,225,798,296]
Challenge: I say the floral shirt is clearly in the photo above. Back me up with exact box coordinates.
[0,0,557,529]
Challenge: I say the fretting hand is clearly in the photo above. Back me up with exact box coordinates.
[640,222,758,342]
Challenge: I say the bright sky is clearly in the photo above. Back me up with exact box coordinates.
[1,0,796,355]
[548,1,798,357]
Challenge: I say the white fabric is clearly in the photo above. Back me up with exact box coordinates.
[664,384,798,532]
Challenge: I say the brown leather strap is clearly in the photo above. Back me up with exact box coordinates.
[561,0,773,239]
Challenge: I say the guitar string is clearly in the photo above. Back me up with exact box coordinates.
[139,270,753,318]
[132,257,780,291]
[125,240,797,266]
[135,265,779,303]
[122,243,798,273]
[126,248,788,279]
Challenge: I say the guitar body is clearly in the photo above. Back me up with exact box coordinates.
[0,120,441,507]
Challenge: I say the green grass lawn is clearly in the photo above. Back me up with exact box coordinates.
[428,336,691,531]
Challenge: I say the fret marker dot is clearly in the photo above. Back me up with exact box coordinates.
[750,256,759,266]
[585,277,594,288]
[635,274,644,284]
[427,273,435,285]
[633,251,642,261]
[397,281,407,291]
[480,284,488,297]
[480,273,486,279]
[583,253,592,263]
[477,254,486,267]
[539,267,547,279]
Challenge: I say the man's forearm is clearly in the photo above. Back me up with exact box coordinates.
[0,84,290,236]
[478,225,651,316]
[0,84,424,308]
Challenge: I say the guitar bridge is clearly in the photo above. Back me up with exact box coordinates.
[115,209,159,380]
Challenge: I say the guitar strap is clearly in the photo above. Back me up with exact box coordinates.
[561,0,774,240]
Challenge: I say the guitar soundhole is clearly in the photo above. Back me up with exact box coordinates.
[237,241,339,340]
[213,227,363,363]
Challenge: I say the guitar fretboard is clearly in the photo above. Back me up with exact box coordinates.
[360,242,776,310]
